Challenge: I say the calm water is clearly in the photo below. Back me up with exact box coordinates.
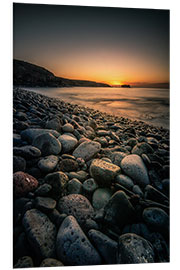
[24,87,169,129]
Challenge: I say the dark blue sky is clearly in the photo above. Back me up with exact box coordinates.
[13,3,169,85]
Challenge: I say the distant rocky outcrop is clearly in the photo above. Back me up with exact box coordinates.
[13,59,110,88]
[121,84,131,88]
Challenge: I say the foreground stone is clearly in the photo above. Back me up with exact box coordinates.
[117,233,154,264]
[23,209,57,259]
[21,128,60,143]
[56,215,102,265]
[121,154,150,187]
[92,188,113,210]
[32,133,62,156]
[88,229,118,264]
[90,159,121,187]
[58,134,78,153]
[13,172,38,197]
[38,155,58,173]
[57,194,94,228]
[104,191,135,228]
[73,141,101,161]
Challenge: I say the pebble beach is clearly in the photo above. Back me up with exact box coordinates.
[13,87,170,267]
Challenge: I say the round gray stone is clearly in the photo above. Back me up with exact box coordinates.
[92,188,113,210]
[56,215,102,265]
[62,123,74,133]
[143,207,169,232]
[38,155,58,173]
[67,179,83,194]
[58,134,78,153]
[73,140,101,161]
[121,154,150,187]
[117,233,154,263]
[115,174,134,189]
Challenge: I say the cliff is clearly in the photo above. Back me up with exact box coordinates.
[13,59,110,88]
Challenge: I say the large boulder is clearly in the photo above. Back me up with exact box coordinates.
[56,215,102,265]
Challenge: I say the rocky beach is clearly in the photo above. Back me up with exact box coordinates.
[13,87,170,267]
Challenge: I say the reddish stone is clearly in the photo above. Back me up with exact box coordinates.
[13,171,38,197]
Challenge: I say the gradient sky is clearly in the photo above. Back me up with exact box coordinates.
[13,3,169,86]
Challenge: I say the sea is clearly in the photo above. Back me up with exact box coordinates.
[23,87,169,129]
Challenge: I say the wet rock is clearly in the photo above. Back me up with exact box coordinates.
[104,191,135,228]
[59,158,79,172]
[13,156,26,173]
[73,140,101,161]
[38,155,58,173]
[67,179,83,194]
[121,154,150,187]
[117,233,154,264]
[23,209,57,259]
[142,207,169,233]
[62,123,74,133]
[34,184,52,196]
[32,133,62,156]
[21,128,60,143]
[57,194,94,228]
[45,117,62,132]
[92,188,113,210]
[45,172,68,200]
[13,146,41,159]
[58,134,78,153]
[13,172,38,197]
[115,174,134,189]
[56,215,102,265]
[132,142,154,155]
[90,159,120,187]
[88,229,118,264]
[14,256,34,268]
[35,197,56,213]
[40,258,64,267]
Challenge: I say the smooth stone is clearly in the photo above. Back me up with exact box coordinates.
[96,130,110,136]
[58,134,78,153]
[82,178,98,196]
[13,133,22,146]
[13,156,26,173]
[32,133,62,156]
[132,142,154,155]
[68,170,88,182]
[34,183,52,196]
[56,215,102,265]
[35,197,56,213]
[121,154,150,187]
[88,229,118,264]
[13,172,38,197]
[59,158,79,172]
[57,194,94,228]
[38,155,58,173]
[40,258,64,267]
[90,159,121,187]
[21,128,60,143]
[104,191,135,228]
[67,179,83,194]
[14,256,34,268]
[132,185,144,197]
[142,207,169,233]
[117,233,154,264]
[45,172,68,200]
[62,123,74,133]
[115,174,134,189]
[73,140,101,161]
[13,146,41,159]
[122,223,151,242]
[92,188,113,210]
[144,185,169,204]
[94,137,108,147]
[127,138,137,147]
[23,209,57,259]
[45,118,62,132]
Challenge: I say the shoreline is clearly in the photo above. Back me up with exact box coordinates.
[19,86,170,132]
[13,87,169,267]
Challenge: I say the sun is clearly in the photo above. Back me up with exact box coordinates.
[110,81,122,86]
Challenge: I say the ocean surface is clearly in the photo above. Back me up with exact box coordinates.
[23,87,169,129]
